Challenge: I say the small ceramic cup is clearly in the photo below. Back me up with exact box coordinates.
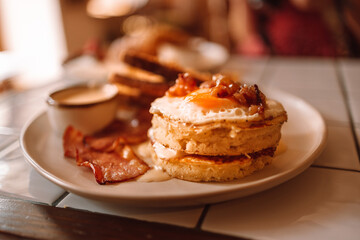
[47,83,118,136]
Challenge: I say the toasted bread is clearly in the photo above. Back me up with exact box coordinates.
[123,51,211,83]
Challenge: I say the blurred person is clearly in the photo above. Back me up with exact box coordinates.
[228,0,360,57]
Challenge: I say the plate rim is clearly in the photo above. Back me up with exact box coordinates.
[20,90,327,206]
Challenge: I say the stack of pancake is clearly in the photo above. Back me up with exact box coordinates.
[149,74,287,182]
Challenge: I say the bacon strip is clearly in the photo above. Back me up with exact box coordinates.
[63,126,149,184]
[76,145,149,184]
[84,136,124,152]
[63,126,85,158]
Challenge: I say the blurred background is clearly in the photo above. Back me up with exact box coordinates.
[0,0,360,90]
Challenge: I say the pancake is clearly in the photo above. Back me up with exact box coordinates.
[150,140,275,182]
[149,73,287,182]
[150,102,287,156]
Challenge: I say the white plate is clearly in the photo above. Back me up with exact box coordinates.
[20,90,326,207]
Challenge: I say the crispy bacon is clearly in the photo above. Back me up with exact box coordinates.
[233,84,266,107]
[209,74,241,98]
[63,126,85,158]
[63,126,149,184]
[84,136,125,152]
[76,145,149,184]
[166,73,198,97]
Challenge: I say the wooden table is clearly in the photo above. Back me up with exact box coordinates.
[0,56,359,239]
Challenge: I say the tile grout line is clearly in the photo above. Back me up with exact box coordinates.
[325,119,351,128]
[311,164,360,173]
[0,137,18,151]
[0,127,20,135]
[0,190,50,206]
[334,59,360,163]
[51,192,70,207]
[194,205,250,240]
[195,204,211,230]
[0,140,19,159]
[256,57,271,85]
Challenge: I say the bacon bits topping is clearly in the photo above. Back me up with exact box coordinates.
[166,73,198,97]
[203,74,241,98]
[168,73,267,115]
[63,126,149,184]
[203,74,266,109]
[234,84,266,115]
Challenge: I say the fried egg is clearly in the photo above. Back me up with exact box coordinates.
[150,88,285,124]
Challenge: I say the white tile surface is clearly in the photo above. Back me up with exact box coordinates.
[344,82,360,125]
[261,58,343,100]
[262,58,340,91]
[0,97,47,129]
[260,58,349,125]
[57,194,204,228]
[0,81,76,204]
[0,155,66,204]
[202,168,360,240]
[0,134,18,150]
[339,59,360,94]
[314,125,360,170]
[340,59,360,125]
[265,86,344,103]
[301,98,349,125]
[221,56,268,84]
[0,130,65,204]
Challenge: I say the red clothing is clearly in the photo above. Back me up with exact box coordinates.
[265,2,338,56]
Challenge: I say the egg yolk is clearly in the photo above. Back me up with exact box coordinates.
[185,88,239,109]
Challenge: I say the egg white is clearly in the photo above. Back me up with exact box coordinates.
[150,95,285,124]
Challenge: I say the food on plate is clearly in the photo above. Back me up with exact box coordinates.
[123,51,210,84]
[62,109,151,184]
[107,23,229,71]
[62,50,213,185]
[61,71,287,184]
[108,23,191,61]
[149,73,287,182]
[110,73,170,98]
[109,51,211,108]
